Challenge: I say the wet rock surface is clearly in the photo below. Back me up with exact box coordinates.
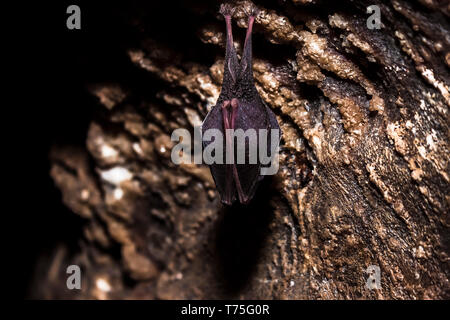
[33,0,449,299]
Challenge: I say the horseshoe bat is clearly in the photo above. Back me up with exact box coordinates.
[201,3,281,205]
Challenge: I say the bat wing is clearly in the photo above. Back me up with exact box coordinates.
[260,101,281,174]
[201,104,237,204]
[202,99,280,205]
[264,101,280,132]
[232,99,270,203]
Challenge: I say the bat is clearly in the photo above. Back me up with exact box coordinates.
[201,3,281,205]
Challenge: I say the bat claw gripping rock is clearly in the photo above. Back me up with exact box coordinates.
[244,4,260,18]
[219,3,235,17]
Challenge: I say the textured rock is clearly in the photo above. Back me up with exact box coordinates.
[37,0,449,299]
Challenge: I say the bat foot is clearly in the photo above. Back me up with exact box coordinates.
[219,3,235,17]
[243,4,260,18]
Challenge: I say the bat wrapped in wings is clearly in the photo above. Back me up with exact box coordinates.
[201,3,281,205]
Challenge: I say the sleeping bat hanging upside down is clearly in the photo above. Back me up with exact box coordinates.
[201,4,281,205]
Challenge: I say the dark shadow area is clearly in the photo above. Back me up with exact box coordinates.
[23,0,135,298]
[213,176,275,297]
[24,0,217,299]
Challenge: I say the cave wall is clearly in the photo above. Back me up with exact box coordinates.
[31,0,449,299]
